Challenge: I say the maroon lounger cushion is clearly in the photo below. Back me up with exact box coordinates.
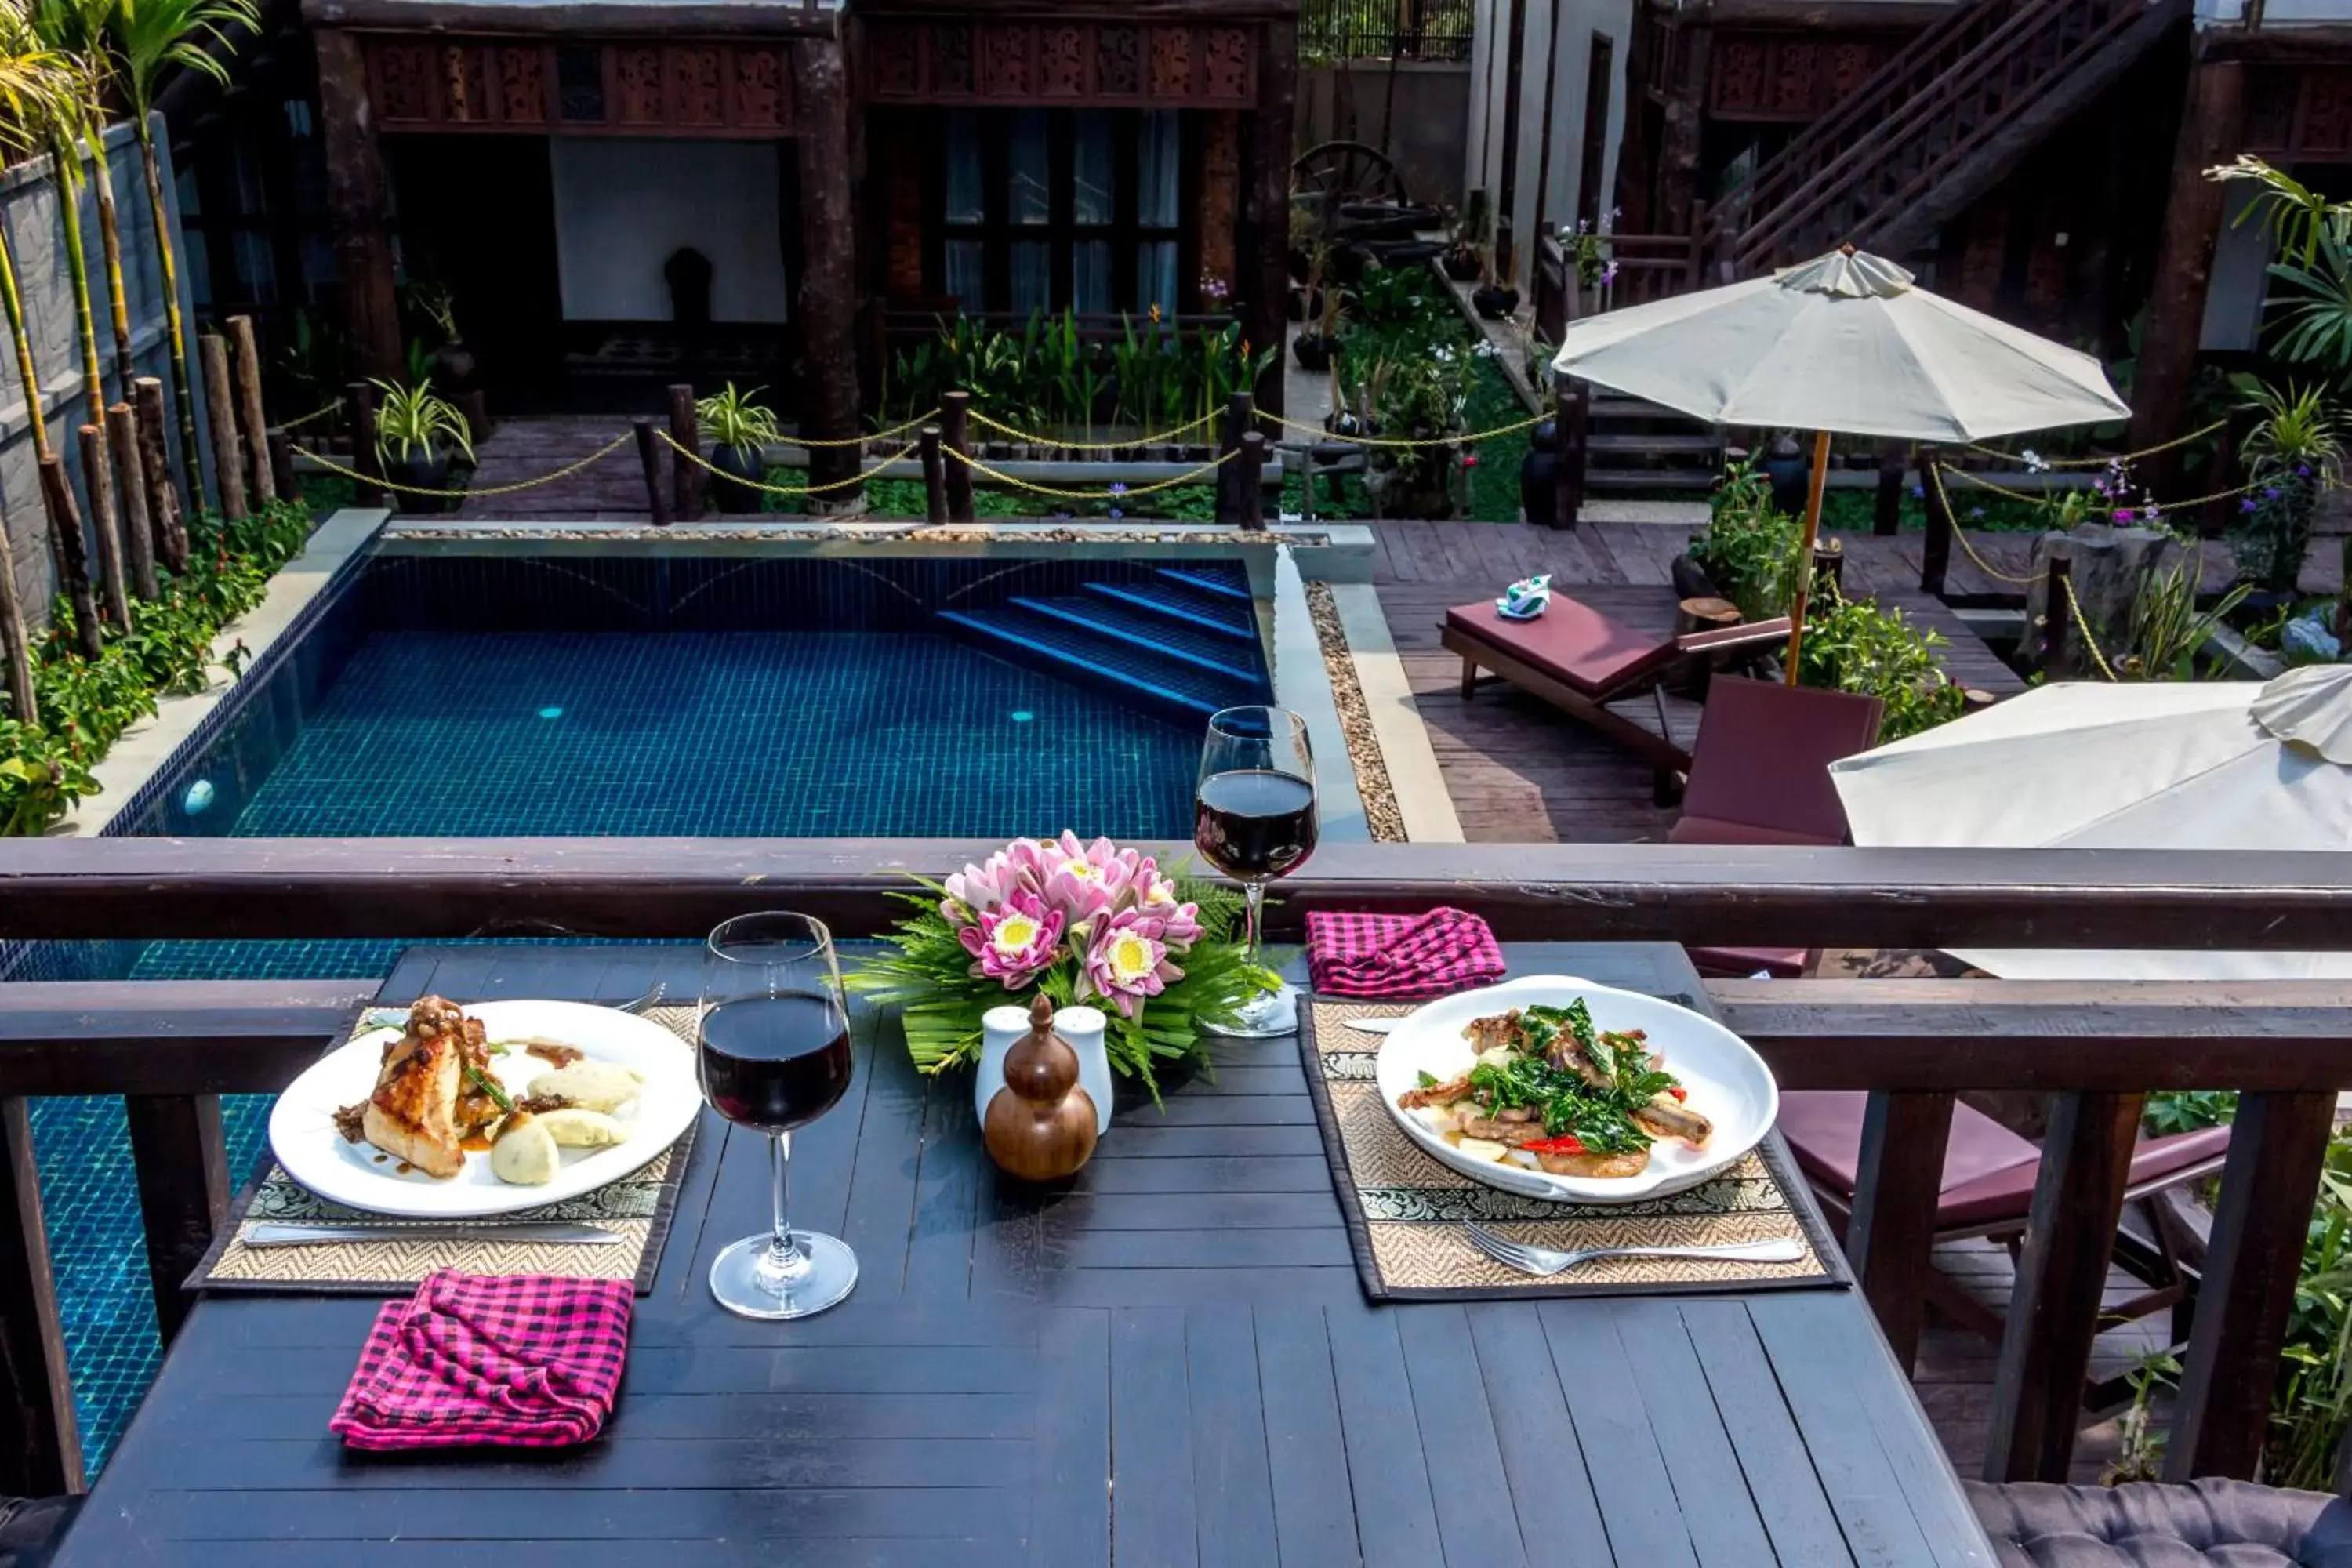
[1967,1478,2352,1568]
[1445,598,1676,699]
[1685,945,1809,978]
[1780,1092,2234,1232]
[1678,677,1885,842]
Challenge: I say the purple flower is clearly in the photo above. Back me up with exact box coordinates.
[958,889,1065,989]
[2241,497,2260,514]
[1080,908,1184,1016]
[1109,507,1124,520]
[2113,509,2136,523]
[1109,482,1128,495]
[1599,261,1620,285]
[1968,506,1984,519]
[2266,485,2283,499]
[2299,463,2314,477]
[1910,483,1924,499]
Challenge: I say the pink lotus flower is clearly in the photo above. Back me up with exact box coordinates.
[1080,908,1184,1016]
[1133,861,1202,946]
[959,889,1065,988]
[943,849,1018,918]
[1040,833,1142,929]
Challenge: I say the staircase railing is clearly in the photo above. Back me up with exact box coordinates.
[1710,0,2172,276]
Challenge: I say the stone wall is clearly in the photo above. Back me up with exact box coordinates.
[0,116,206,633]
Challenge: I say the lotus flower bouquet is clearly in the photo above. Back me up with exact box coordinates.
[848,833,1276,1092]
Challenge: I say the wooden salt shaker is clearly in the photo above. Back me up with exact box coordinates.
[982,994,1098,1181]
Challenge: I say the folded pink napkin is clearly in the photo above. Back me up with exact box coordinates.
[330,1269,632,1450]
[1305,907,1507,998]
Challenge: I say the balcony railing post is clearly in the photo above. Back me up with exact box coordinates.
[2166,1089,2337,1482]
[941,390,975,524]
[1984,1090,2144,1483]
[1918,442,1952,596]
[1843,1089,1955,1374]
[0,1098,78,1496]
[919,424,948,525]
[125,1093,230,1345]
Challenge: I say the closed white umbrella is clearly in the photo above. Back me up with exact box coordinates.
[1829,664,2352,980]
[1551,248,2129,677]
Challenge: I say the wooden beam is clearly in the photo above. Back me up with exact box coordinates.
[199,333,248,523]
[2129,52,2244,491]
[0,1099,78,1497]
[123,1094,230,1345]
[107,402,157,602]
[1709,978,2352,1091]
[132,376,187,571]
[792,37,862,496]
[1842,1090,1954,1374]
[2166,1090,2337,1481]
[300,0,838,33]
[1247,16,1297,419]
[227,316,275,506]
[0,980,368,1095]
[314,28,403,379]
[1984,1091,2143,1482]
[1656,20,1712,236]
[9,841,2352,949]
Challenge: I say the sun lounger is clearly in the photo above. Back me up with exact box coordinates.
[1440,597,1794,780]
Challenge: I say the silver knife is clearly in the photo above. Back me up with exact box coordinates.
[1344,1018,1404,1034]
[244,1222,623,1248]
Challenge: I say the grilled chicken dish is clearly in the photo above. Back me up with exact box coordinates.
[350,996,504,1178]
[1398,1000,1710,1179]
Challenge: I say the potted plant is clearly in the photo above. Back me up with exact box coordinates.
[1471,236,1519,321]
[2230,377,2343,597]
[1443,190,1490,282]
[1293,243,1345,374]
[371,376,474,514]
[412,281,475,392]
[696,383,782,514]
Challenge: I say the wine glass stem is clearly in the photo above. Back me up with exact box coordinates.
[768,1129,795,1261]
[1243,878,1267,974]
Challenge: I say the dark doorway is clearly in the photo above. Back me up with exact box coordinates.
[1497,0,1530,277]
[1578,34,1614,230]
[387,135,564,406]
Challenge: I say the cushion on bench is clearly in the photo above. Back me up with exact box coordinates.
[1966,1479,2352,1568]
[1446,597,1676,699]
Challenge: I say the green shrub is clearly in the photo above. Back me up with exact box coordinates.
[1794,590,1967,742]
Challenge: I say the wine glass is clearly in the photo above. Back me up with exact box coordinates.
[699,912,858,1320]
[1194,706,1318,1037]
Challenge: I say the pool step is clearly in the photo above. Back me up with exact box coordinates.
[935,572,1267,726]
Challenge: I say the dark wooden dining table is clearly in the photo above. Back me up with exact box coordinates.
[56,939,1998,1566]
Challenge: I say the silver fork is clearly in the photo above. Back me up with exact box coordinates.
[361,981,665,1030]
[615,981,666,1015]
[1465,1222,1805,1276]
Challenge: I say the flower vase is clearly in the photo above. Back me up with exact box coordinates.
[977,1002,1112,1134]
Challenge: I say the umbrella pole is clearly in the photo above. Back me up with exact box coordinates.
[1783,428,1832,685]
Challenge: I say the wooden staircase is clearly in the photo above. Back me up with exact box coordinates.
[1703,0,2187,277]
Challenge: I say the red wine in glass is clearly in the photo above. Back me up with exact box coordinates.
[698,994,853,1132]
[1193,768,1319,880]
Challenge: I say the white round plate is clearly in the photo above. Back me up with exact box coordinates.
[1374,974,1778,1204]
[269,1000,702,1218]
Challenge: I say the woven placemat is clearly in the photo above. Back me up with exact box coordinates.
[1300,997,1847,1301]
[191,1005,704,1297]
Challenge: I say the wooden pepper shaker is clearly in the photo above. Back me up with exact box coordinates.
[982,994,1098,1181]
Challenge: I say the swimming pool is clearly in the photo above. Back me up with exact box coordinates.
[26,543,1298,1471]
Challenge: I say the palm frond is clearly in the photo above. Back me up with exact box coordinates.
[106,0,258,111]
[0,2,85,160]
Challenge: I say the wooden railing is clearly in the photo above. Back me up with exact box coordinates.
[1707,0,2184,274]
[1533,220,1707,345]
[6,839,2352,1500]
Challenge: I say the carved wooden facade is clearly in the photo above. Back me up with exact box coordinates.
[1708,29,1903,122]
[2245,65,2352,165]
[860,20,1259,108]
[362,37,796,135]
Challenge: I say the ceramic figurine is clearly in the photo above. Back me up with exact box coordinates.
[982,995,1098,1181]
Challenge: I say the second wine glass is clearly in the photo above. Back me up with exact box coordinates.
[1193,705,1317,1038]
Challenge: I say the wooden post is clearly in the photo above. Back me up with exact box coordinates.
[941,390,975,523]
[2130,53,2245,495]
[199,335,247,523]
[267,428,298,508]
[791,38,862,496]
[667,384,702,521]
[346,380,382,508]
[0,536,33,727]
[1239,430,1269,530]
[1554,371,1588,530]
[1918,443,1952,597]
[1984,1091,2143,1483]
[2042,554,2074,679]
[108,403,157,602]
[458,389,489,446]
[633,418,671,526]
[1875,441,1907,535]
[124,1094,229,1346]
[1811,536,1844,595]
[919,424,948,524]
[1843,1091,1955,1374]
[78,424,129,630]
[2167,1091,2337,1481]
[1220,390,1254,523]
[1656,19,1713,238]
[314,30,402,379]
[1784,430,1833,684]
[38,456,101,659]
[225,315,274,506]
[0,1099,80,1497]
[1248,17,1298,418]
[133,376,187,570]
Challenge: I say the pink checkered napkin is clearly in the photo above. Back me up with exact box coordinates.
[1305,908,1507,998]
[330,1269,633,1450]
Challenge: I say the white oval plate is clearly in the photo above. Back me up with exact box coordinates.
[1374,975,1778,1204]
[269,1000,702,1218]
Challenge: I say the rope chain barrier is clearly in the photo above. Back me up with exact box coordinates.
[966,408,1219,451]
[1961,419,2227,469]
[788,410,938,448]
[278,399,342,431]
[290,434,631,499]
[1265,408,1550,449]
[657,430,922,497]
[2056,570,2122,683]
[945,445,1235,500]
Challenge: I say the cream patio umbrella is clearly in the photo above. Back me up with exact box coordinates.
[1828,663,2352,980]
[1550,246,2130,678]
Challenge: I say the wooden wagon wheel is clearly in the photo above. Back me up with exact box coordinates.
[1290,140,1409,237]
